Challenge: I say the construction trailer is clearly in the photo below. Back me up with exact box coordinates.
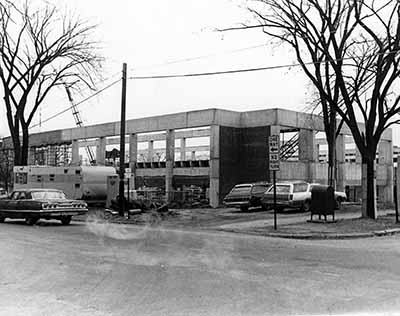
[13,165,117,203]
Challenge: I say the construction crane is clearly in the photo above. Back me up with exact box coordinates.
[64,84,96,165]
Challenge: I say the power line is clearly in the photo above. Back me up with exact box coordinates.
[129,49,400,80]
[130,43,268,72]
[30,78,121,129]
[31,47,400,127]
[38,71,122,112]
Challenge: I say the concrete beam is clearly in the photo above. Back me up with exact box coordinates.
[3,108,392,147]
[74,128,211,148]
[136,146,209,159]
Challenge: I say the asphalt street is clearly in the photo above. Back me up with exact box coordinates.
[1,218,400,316]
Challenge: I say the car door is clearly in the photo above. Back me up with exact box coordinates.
[250,184,269,206]
[16,191,28,211]
[7,191,20,211]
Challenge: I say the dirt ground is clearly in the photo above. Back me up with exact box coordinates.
[80,203,400,237]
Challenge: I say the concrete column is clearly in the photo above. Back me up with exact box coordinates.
[298,129,317,182]
[191,151,196,161]
[355,146,362,163]
[165,129,175,203]
[96,137,107,165]
[378,139,393,204]
[209,125,220,208]
[336,134,346,192]
[148,140,154,162]
[180,138,186,161]
[71,140,80,166]
[27,147,36,165]
[129,133,138,189]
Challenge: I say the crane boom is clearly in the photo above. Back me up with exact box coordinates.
[64,85,96,165]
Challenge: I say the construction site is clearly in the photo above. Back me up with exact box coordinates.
[0,107,394,208]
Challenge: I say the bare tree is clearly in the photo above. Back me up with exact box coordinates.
[0,146,13,192]
[0,0,102,166]
[223,0,400,219]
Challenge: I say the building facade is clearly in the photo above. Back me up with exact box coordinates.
[1,108,394,207]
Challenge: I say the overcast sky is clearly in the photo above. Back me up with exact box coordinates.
[1,0,399,145]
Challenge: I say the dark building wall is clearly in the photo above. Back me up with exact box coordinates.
[239,126,270,183]
[219,127,241,202]
[219,126,270,203]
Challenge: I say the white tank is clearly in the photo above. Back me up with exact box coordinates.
[80,166,117,200]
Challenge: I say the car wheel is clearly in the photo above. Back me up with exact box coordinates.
[60,216,72,225]
[0,216,5,223]
[25,217,38,226]
[301,200,311,212]
[240,205,249,211]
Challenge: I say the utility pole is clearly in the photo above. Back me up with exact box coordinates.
[119,63,127,217]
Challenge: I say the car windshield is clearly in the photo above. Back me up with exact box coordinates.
[31,191,66,200]
[231,186,251,194]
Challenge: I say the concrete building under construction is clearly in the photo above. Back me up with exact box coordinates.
[1,108,394,207]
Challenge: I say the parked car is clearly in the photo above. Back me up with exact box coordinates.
[0,188,8,199]
[262,181,347,212]
[223,182,272,211]
[0,188,88,225]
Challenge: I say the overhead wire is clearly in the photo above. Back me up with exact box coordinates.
[30,78,121,129]
[38,71,122,112]
[130,43,268,72]
[35,47,400,127]
[129,48,400,80]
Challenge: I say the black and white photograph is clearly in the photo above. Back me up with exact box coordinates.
[1,0,400,315]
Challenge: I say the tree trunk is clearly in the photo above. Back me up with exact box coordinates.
[327,139,336,187]
[21,126,29,166]
[361,155,377,219]
[13,140,22,166]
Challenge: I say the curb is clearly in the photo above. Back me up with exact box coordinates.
[75,213,400,240]
[218,228,400,239]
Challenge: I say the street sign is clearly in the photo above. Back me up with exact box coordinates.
[269,134,281,230]
[269,135,280,171]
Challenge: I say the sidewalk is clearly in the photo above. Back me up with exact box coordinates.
[217,205,400,239]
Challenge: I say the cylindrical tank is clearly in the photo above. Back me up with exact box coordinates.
[80,166,117,200]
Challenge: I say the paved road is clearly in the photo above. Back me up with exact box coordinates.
[1,219,400,316]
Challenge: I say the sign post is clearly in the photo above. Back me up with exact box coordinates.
[125,167,132,217]
[269,135,280,230]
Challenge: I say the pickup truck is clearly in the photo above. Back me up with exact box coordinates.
[0,188,88,225]
[262,181,347,212]
[223,182,272,211]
